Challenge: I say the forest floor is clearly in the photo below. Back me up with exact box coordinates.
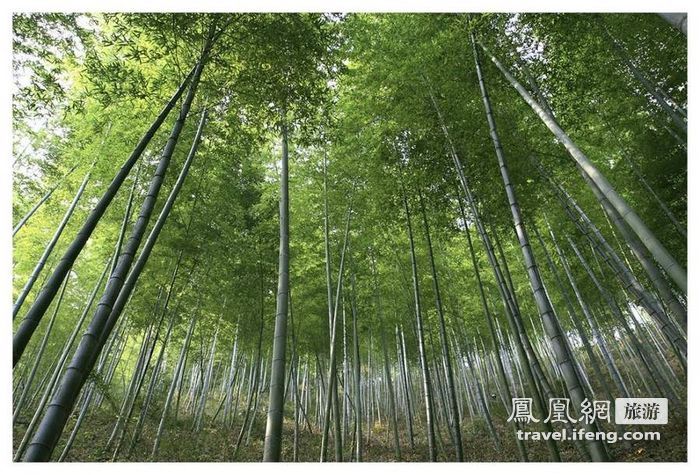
[13,406,687,462]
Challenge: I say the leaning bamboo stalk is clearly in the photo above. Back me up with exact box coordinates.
[13,65,198,366]
[479,41,686,294]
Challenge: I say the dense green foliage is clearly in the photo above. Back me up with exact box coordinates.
[12,13,686,462]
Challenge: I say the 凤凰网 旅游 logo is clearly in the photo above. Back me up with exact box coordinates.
[507,397,668,425]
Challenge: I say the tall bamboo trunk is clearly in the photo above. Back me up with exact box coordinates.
[13,64,199,366]
[371,255,401,461]
[13,162,96,318]
[531,223,617,402]
[13,270,70,422]
[57,314,130,461]
[567,237,680,404]
[13,162,80,236]
[22,43,211,460]
[460,206,525,459]
[319,199,353,462]
[582,166,686,333]
[600,20,687,132]
[479,41,686,294]
[417,187,463,460]
[472,36,608,461]
[263,120,291,462]
[397,325,415,449]
[401,184,437,461]
[538,161,687,358]
[426,76,560,460]
[151,300,198,459]
[13,257,111,461]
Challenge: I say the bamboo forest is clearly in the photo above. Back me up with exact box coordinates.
[11,12,688,463]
